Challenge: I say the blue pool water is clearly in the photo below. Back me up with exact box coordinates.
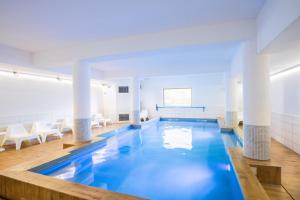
[36,120,244,200]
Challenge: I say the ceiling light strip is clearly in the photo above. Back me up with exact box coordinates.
[270,63,300,80]
[0,69,102,87]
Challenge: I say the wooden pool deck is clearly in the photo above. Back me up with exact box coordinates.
[0,124,127,171]
[232,126,300,200]
[0,123,145,200]
[0,122,299,199]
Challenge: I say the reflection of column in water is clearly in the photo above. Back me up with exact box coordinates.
[202,120,206,131]
[75,157,95,185]
[138,129,143,144]
[156,122,161,135]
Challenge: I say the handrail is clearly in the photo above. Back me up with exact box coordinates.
[155,104,206,112]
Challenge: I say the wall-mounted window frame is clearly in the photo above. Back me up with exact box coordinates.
[163,88,192,107]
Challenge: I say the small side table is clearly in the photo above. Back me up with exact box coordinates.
[0,131,6,152]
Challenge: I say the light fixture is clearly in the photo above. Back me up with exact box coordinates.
[13,71,19,77]
[0,68,102,87]
[0,70,14,77]
[270,64,300,80]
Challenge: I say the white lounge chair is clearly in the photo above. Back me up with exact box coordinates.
[0,131,7,152]
[31,121,63,143]
[140,110,149,122]
[91,117,102,128]
[59,118,73,132]
[92,114,111,127]
[1,124,41,150]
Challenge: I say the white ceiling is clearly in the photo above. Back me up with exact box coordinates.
[264,17,300,72]
[0,0,265,52]
[91,42,239,77]
[263,17,300,54]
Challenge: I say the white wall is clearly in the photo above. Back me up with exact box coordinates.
[116,78,133,120]
[141,73,225,119]
[102,85,117,122]
[102,78,133,122]
[271,71,300,154]
[269,43,300,154]
[271,70,300,116]
[0,75,103,128]
[103,74,226,121]
[229,44,244,121]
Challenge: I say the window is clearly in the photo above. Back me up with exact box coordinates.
[163,88,192,107]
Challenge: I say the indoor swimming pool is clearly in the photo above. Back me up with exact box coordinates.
[35,119,244,200]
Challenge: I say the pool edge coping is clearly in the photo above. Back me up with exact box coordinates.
[0,123,145,200]
[0,118,268,200]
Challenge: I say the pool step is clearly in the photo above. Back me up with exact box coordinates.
[217,117,234,132]
[229,148,293,200]
[248,162,281,185]
[229,148,271,200]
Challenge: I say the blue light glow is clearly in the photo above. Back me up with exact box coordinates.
[38,120,244,200]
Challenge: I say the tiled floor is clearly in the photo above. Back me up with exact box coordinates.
[0,124,126,171]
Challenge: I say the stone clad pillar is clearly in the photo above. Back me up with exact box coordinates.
[73,61,92,142]
[242,40,271,160]
[225,73,239,127]
[132,77,141,125]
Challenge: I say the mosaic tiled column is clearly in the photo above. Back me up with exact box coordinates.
[132,77,141,126]
[225,111,238,127]
[225,73,239,127]
[243,125,270,160]
[242,39,271,160]
[73,61,92,142]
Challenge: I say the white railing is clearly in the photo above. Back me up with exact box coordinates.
[152,105,224,119]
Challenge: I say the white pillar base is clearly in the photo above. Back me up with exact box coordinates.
[133,109,141,125]
[132,77,141,126]
[225,111,238,128]
[243,124,271,160]
[73,118,92,142]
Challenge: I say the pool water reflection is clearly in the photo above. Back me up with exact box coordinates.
[38,120,244,200]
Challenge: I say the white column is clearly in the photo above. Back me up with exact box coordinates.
[132,77,141,125]
[242,40,271,160]
[73,61,92,142]
[225,73,239,127]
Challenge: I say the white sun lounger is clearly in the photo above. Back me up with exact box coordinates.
[58,118,73,132]
[1,124,41,150]
[31,121,63,143]
[92,114,112,127]
[140,110,149,122]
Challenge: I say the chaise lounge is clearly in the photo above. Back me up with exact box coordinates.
[1,124,41,150]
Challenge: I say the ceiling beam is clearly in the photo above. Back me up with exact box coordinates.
[256,0,300,53]
[33,20,256,67]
